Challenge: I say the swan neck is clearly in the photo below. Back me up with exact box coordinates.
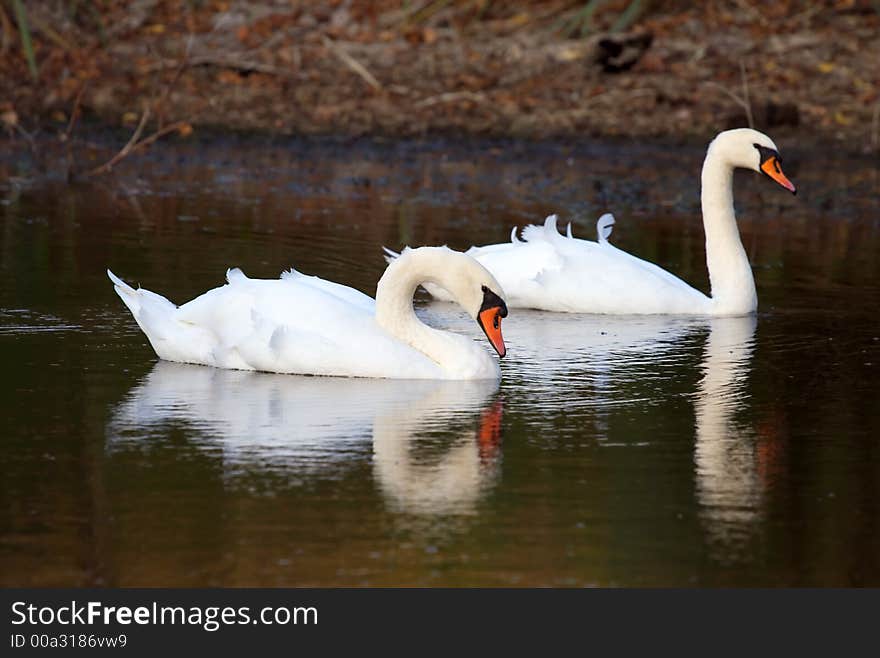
[700,150,757,315]
[374,250,476,371]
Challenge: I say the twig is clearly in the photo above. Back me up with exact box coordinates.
[553,0,608,38]
[611,0,647,33]
[85,118,192,178]
[731,0,768,26]
[11,122,38,155]
[705,76,753,128]
[61,83,88,182]
[63,83,88,142]
[0,4,15,55]
[740,60,753,129]
[122,120,190,152]
[141,54,292,77]
[406,0,451,26]
[26,10,74,51]
[872,101,879,152]
[84,106,151,176]
[322,36,382,92]
[415,91,487,108]
[153,34,194,130]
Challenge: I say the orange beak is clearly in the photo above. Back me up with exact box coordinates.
[478,307,506,358]
[761,156,796,194]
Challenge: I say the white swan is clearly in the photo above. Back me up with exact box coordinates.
[385,129,796,316]
[107,246,508,380]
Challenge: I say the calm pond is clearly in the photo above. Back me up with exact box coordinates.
[1,135,878,586]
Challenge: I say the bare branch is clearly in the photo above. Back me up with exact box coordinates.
[415,91,487,108]
[322,37,382,92]
[63,83,88,141]
[705,79,752,126]
[739,60,754,129]
[141,54,293,77]
[84,106,151,176]
[872,102,879,152]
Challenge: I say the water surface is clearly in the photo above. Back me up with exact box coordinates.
[1,136,878,586]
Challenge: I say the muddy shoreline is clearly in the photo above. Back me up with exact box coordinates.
[1,2,878,151]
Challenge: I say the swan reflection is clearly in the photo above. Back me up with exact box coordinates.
[693,315,761,562]
[108,362,501,515]
[422,303,708,405]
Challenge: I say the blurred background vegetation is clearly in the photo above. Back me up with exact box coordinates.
[1,1,878,146]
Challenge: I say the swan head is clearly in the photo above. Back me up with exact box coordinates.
[708,128,796,194]
[379,246,509,358]
[475,284,508,358]
[443,250,508,358]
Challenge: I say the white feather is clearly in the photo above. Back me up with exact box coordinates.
[395,129,787,316]
[108,247,507,380]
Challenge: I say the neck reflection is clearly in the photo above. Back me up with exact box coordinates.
[693,315,761,562]
[108,363,503,516]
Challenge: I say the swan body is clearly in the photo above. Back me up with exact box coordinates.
[108,247,508,380]
[387,129,796,317]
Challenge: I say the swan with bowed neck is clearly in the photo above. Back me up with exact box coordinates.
[386,129,796,316]
[107,246,509,380]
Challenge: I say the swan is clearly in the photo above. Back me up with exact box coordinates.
[385,128,796,316]
[107,246,508,379]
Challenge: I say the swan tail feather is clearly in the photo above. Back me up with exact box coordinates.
[107,269,176,316]
[107,269,179,344]
[226,267,248,284]
[522,214,559,243]
[382,246,402,265]
[597,213,616,243]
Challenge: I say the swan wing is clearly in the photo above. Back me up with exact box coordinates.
[454,214,710,313]
[536,237,710,313]
[113,270,441,378]
[280,268,376,313]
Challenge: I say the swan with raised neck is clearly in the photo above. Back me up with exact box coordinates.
[386,128,797,316]
[700,128,795,315]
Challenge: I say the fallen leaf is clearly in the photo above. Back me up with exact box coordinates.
[817,62,834,73]
[217,70,244,85]
[0,109,18,127]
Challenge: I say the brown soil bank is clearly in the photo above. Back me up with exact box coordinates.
[1,1,878,149]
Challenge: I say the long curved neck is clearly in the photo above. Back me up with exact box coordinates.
[374,249,477,370]
[701,150,757,315]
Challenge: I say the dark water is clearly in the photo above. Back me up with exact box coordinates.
[1,136,878,586]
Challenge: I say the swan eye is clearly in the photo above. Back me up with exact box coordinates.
[754,144,796,194]
[479,286,507,317]
[753,143,780,167]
